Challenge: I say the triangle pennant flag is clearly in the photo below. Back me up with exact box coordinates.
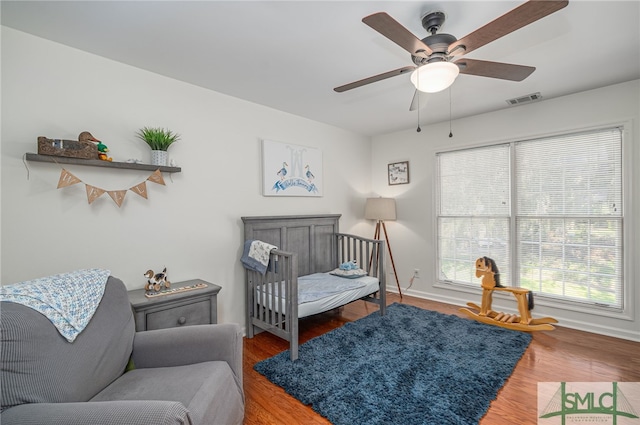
[147,169,166,186]
[57,169,82,188]
[130,181,148,199]
[52,168,169,206]
[107,190,127,207]
[85,185,106,204]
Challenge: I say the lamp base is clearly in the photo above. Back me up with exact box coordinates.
[373,220,402,298]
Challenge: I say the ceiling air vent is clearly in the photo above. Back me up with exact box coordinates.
[506,92,542,106]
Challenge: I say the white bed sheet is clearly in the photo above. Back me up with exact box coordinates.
[255,274,380,318]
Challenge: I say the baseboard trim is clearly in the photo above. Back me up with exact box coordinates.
[386,285,640,343]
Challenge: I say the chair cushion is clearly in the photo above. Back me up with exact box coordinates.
[1,276,134,411]
[91,362,244,425]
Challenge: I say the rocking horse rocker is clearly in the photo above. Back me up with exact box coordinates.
[459,257,558,332]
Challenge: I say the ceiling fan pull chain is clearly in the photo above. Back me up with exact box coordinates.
[449,86,453,138]
[416,68,422,132]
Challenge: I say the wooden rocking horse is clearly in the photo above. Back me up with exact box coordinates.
[459,256,558,332]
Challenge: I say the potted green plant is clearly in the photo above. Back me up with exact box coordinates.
[135,127,181,166]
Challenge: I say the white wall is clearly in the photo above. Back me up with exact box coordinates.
[0,27,374,327]
[372,79,640,341]
[3,25,639,342]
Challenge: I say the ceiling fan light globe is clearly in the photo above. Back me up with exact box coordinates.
[410,62,460,93]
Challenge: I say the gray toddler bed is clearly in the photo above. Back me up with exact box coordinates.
[241,214,386,360]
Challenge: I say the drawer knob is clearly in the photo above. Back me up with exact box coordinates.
[178,316,187,325]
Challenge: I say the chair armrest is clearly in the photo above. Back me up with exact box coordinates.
[132,323,243,392]
[0,400,191,425]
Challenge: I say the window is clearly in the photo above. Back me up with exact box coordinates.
[437,127,624,309]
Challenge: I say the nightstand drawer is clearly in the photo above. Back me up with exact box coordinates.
[128,280,221,332]
[146,300,211,330]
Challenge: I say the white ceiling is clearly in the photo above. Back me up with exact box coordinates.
[2,1,639,137]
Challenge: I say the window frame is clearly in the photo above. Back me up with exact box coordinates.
[434,122,633,321]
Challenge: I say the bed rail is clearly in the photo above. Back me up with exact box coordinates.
[246,249,300,357]
[336,233,386,314]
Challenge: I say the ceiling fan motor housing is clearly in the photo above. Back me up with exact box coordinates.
[411,11,458,65]
[412,33,457,65]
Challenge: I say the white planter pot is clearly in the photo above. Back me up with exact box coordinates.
[150,150,168,166]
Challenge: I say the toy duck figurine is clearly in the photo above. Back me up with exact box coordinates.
[78,131,98,143]
[78,131,112,161]
[96,141,112,161]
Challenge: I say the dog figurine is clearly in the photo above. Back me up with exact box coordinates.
[144,268,170,292]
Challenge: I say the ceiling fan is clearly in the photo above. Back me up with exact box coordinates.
[334,0,569,110]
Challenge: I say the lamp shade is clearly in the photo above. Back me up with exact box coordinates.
[410,62,460,93]
[365,197,396,221]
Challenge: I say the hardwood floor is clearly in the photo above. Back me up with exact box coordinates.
[243,293,640,425]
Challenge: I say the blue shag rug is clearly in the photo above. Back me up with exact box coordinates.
[254,303,532,425]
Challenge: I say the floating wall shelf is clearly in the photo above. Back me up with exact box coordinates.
[25,153,181,173]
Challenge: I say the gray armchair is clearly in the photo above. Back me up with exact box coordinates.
[1,276,244,425]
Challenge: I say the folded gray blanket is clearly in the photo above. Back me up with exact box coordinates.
[241,240,278,275]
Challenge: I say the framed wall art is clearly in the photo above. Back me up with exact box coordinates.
[388,161,409,185]
[262,139,323,197]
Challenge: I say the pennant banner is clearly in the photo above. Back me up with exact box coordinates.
[55,169,166,206]
[108,190,127,207]
[147,169,166,186]
[57,169,82,188]
[130,181,148,199]
[86,185,105,204]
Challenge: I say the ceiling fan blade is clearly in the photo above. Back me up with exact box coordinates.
[409,90,428,111]
[334,66,416,93]
[362,12,433,58]
[455,59,535,81]
[449,0,568,56]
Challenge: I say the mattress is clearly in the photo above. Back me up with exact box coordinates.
[254,273,380,318]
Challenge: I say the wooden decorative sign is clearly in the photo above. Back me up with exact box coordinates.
[144,282,208,298]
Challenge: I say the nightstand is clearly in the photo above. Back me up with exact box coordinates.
[127,279,221,331]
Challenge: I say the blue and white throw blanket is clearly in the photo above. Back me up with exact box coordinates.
[0,269,110,342]
[241,240,278,275]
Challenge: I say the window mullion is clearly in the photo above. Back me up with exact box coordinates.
[510,142,518,287]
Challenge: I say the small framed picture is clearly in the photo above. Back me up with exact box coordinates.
[388,161,409,185]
